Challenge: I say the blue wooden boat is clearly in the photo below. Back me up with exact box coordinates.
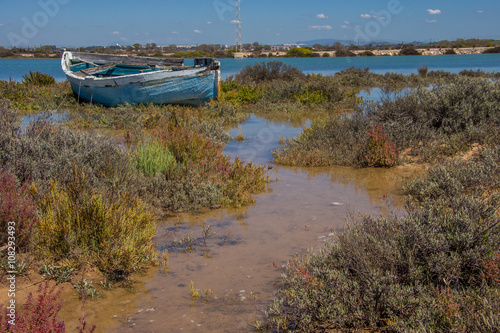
[61,51,221,107]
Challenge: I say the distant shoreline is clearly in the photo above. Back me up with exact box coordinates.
[234,47,495,58]
[0,46,497,60]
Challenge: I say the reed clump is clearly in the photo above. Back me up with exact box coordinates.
[264,147,500,332]
[131,139,176,176]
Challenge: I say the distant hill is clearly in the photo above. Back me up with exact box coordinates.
[296,39,352,46]
[296,38,401,46]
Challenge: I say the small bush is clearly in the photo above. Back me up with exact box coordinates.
[221,157,268,207]
[131,140,176,176]
[335,49,356,57]
[365,124,399,167]
[220,79,261,106]
[359,50,375,57]
[142,121,269,211]
[0,282,65,332]
[418,65,428,77]
[40,265,76,284]
[74,279,102,299]
[22,71,56,86]
[286,47,313,57]
[399,45,421,56]
[37,180,157,276]
[235,61,305,84]
[0,169,37,250]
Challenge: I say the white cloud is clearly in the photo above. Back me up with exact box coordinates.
[316,13,328,19]
[112,31,120,35]
[341,25,348,29]
[426,9,441,15]
[344,20,350,24]
[172,31,179,34]
[0,23,4,27]
[230,19,240,24]
[308,25,332,30]
[194,29,202,34]
[477,10,484,14]
[425,19,438,23]
[206,21,212,25]
[360,14,371,19]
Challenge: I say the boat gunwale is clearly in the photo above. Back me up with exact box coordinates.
[61,51,219,83]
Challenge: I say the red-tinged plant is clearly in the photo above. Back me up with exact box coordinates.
[0,169,37,250]
[76,295,96,333]
[0,282,65,332]
[365,124,399,167]
[434,286,461,327]
[153,121,223,165]
[290,261,314,284]
[481,251,500,284]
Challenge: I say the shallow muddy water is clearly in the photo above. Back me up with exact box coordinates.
[61,115,420,332]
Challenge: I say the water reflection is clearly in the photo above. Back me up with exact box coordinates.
[20,111,68,128]
[225,114,308,165]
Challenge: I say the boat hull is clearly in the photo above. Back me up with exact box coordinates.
[62,52,220,107]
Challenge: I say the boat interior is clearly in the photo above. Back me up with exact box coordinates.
[67,53,218,78]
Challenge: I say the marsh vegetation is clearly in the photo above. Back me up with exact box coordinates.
[1,62,499,331]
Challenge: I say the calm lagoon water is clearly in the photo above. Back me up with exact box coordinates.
[1,54,499,82]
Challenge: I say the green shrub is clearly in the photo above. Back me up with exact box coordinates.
[335,49,356,57]
[286,47,313,57]
[37,180,157,276]
[133,121,269,212]
[131,140,176,176]
[359,50,375,57]
[235,61,305,84]
[220,79,261,106]
[418,65,428,77]
[39,265,76,283]
[399,45,421,56]
[22,71,56,86]
[221,157,269,207]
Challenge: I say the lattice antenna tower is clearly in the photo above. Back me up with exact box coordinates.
[235,0,242,52]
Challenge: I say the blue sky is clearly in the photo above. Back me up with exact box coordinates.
[0,0,498,47]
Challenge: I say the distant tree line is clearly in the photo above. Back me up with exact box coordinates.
[0,45,60,58]
[0,38,498,59]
